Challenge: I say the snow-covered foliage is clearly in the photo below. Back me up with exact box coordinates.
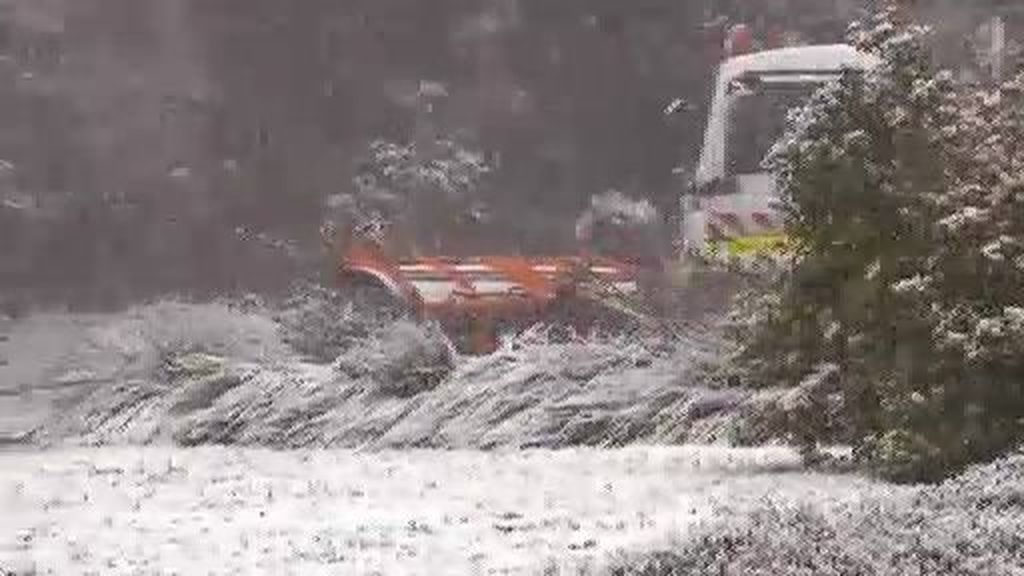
[334,319,454,398]
[356,139,488,208]
[86,300,290,378]
[326,138,490,250]
[10,299,766,450]
[911,75,1024,362]
[740,7,1024,481]
[576,190,660,232]
[273,283,377,363]
[575,190,664,261]
[615,449,1024,576]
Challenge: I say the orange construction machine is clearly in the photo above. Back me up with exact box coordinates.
[328,224,657,355]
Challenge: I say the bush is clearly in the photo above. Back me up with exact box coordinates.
[860,428,944,484]
[575,190,665,263]
[334,320,454,397]
[83,300,287,381]
[274,283,374,363]
[736,7,1024,482]
[332,138,491,253]
[611,451,1024,576]
[611,502,873,576]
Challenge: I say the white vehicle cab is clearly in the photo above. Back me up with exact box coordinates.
[683,43,878,264]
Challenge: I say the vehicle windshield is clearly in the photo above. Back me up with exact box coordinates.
[724,79,825,176]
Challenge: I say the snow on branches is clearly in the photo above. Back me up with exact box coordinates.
[743,6,1024,481]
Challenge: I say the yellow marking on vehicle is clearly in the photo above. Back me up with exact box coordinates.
[726,234,789,256]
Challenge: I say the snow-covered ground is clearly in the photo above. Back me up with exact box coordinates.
[0,445,892,576]
[3,302,1022,575]
[2,301,904,575]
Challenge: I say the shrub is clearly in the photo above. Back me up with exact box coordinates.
[274,283,374,363]
[737,7,1024,481]
[611,502,873,576]
[328,138,491,254]
[334,320,454,397]
[612,451,1024,576]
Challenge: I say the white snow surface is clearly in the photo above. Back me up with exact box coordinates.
[0,445,890,576]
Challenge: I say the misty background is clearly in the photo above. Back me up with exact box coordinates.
[0,0,1016,311]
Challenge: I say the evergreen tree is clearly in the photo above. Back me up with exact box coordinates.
[745,5,1024,481]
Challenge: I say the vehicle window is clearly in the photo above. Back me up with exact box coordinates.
[725,82,820,176]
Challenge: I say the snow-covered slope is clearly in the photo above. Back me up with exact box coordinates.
[2,301,762,450]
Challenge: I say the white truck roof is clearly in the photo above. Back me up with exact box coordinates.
[695,44,879,186]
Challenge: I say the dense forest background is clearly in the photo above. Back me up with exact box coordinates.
[0,0,1017,310]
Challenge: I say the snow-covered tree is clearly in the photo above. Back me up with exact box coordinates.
[742,5,1024,481]
[325,138,490,254]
